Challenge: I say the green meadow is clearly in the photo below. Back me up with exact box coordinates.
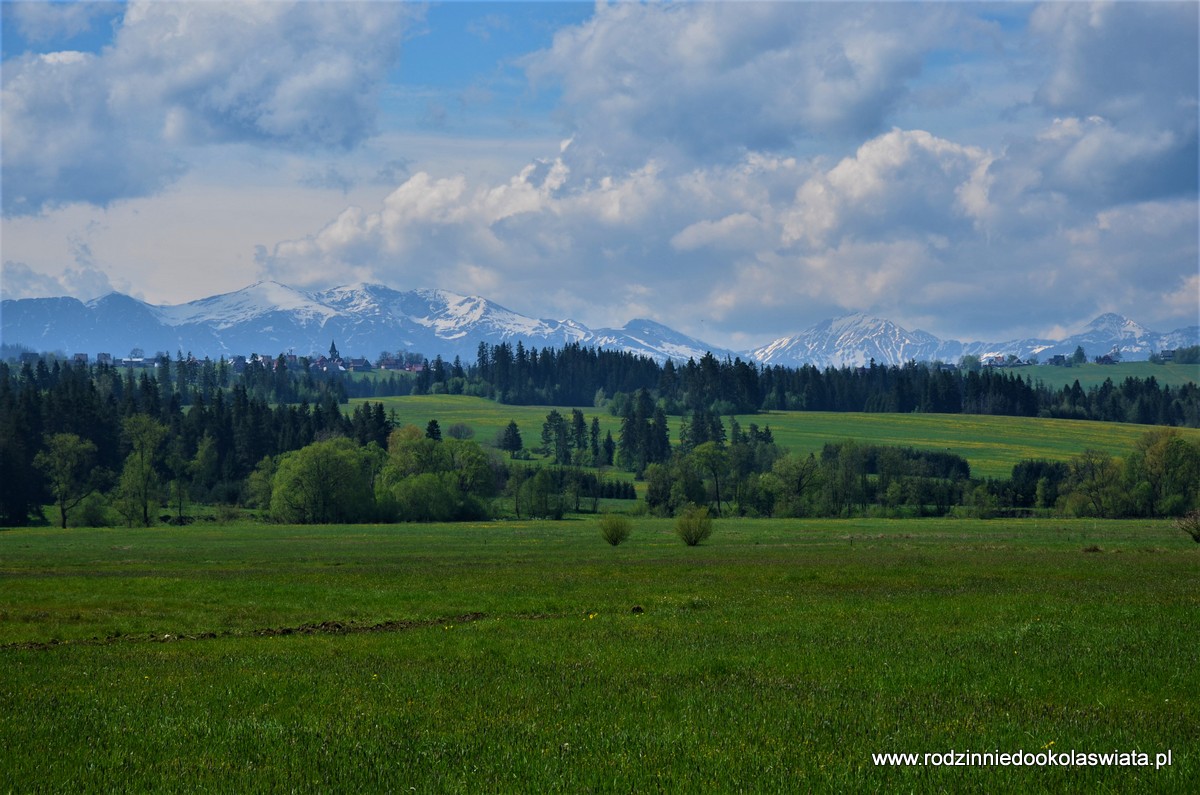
[1021,362,1200,391]
[356,394,1200,479]
[1,519,1196,791]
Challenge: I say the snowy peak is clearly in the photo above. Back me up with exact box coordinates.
[4,281,1196,366]
[749,313,952,368]
[157,281,337,329]
[748,312,1198,368]
[1080,313,1153,340]
[3,281,723,363]
[589,318,735,363]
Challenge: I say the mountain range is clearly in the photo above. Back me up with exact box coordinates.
[747,312,1198,368]
[2,281,1196,368]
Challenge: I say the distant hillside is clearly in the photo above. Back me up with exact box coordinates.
[1022,361,1200,390]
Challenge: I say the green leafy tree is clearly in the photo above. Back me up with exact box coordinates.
[1124,429,1200,516]
[191,433,219,501]
[691,441,729,517]
[33,433,99,529]
[270,438,374,524]
[389,473,465,522]
[506,466,528,518]
[1062,448,1125,518]
[375,430,494,522]
[522,468,563,519]
[764,453,821,518]
[165,438,192,525]
[114,415,168,527]
[442,438,497,500]
[246,455,277,510]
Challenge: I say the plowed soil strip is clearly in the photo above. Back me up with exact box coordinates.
[2,611,487,651]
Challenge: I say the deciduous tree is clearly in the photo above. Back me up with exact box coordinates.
[115,415,167,527]
[34,433,98,529]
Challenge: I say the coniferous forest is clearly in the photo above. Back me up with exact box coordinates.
[2,344,1198,528]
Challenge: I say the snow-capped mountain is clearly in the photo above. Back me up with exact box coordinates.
[591,319,731,363]
[3,281,1194,367]
[749,312,1199,368]
[749,314,961,368]
[0,281,729,363]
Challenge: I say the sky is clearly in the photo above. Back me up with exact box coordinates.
[1,0,1197,351]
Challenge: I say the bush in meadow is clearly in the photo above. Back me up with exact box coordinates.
[599,513,632,546]
[1177,510,1200,543]
[675,504,713,546]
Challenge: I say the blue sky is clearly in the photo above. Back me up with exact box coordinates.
[2,1,1197,350]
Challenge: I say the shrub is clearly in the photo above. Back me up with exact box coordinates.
[675,505,713,546]
[215,504,242,525]
[78,492,112,527]
[447,423,475,440]
[599,513,632,546]
[1176,510,1200,543]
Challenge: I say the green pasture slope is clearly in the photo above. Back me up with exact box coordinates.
[363,394,627,450]
[1,519,1196,791]
[356,394,1200,479]
[1022,362,1200,391]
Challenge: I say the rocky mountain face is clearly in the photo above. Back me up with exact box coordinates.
[2,282,1195,366]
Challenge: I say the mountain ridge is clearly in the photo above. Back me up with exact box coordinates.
[2,282,1196,366]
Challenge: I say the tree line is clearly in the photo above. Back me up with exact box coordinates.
[0,358,375,526]
[403,343,1200,427]
[3,354,1199,528]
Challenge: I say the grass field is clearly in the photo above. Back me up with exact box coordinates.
[355,394,1200,480]
[2,518,1197,791]
[1019,362,1199,390]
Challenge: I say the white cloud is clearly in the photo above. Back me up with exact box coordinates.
[3,1,1196,349]
[253,128,998,341]
[1163,274,1200,321]
[672,213,769,252]
[1031,1,1198,126]
[2,1,413,214]
[1,260,115,301]
[255,101,1198,346]
[1019,2,1198,209]
[524,2,963,170]
[782,129,990,247]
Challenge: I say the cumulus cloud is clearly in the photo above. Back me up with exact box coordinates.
[524,2,963,170]
[258,102,1197,346]
[2,1,412,214]
[1031,2,1198,126]
[5,1,1196,347]
[1020,2,1199,208]
[781,129,990,247]
[1,49,187,215]
[253,129,984,337]
[1,260,115,301]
